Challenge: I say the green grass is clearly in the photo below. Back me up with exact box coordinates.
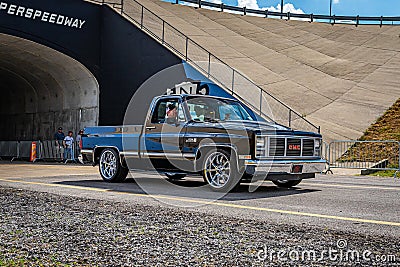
[338,98,400,177]
[367,169,398,177]
[360,98,400,142]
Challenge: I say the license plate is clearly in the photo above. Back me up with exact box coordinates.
[291,164,303,174]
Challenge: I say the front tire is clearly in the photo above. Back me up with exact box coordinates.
[202,149,240,192]
[99,148,128,183]
[272,179,302,188]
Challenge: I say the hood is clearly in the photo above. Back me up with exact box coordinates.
[194,120,321,137]
[219,120,289,131]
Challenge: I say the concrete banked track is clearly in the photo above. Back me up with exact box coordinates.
[132,0,400,141]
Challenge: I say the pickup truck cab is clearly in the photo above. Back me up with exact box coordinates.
[82,94,325,192]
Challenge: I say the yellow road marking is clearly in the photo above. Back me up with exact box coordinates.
[1,178,400,227]
[301,182,400,191]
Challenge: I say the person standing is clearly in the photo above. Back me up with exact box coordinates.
[54,127,65,161]
[63,131,74,162]
[76,130,84,164]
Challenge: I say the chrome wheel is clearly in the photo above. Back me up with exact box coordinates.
[204,151,231,189]
[100,150,117,180]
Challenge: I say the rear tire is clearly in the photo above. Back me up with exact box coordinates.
[202,149,240,192]
[272,179,302,188]
[99,148,128,183]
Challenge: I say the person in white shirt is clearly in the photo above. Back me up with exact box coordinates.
[63,131,74,162]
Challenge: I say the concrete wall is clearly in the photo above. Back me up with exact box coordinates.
[132,0,400,141]
[0,34,99,140]
[98,6,185,125]
[0,1,184,140]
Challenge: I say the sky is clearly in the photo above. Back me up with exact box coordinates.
[198,0,400,17]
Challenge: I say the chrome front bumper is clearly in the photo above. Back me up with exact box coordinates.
[244,158,327,174]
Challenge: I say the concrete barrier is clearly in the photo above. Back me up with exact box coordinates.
[0,141,18,160]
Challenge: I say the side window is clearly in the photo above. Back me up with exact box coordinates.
[151,100,167,123]
[151,99,183,124]
[187,102,216,122]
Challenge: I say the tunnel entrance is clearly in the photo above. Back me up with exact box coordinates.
[0,33,99,141]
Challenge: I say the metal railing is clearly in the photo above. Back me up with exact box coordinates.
[177,0,400,26]
[36,140,81,163]
[0,140,83,163]
[325,140,400,177]
[0,141,39,161]
[95,0,123,10]
[91,0,320,133]
[0,141,20,161]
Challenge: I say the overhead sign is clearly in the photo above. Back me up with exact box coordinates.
[166,81,210,95]
[0,2,86,29]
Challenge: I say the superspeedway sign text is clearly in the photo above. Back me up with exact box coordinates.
[0,2,86,29]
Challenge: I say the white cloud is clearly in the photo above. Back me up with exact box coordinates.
[264,3,305,14]
[333,0,340,4]
[237,0,259,10]
[180,0,306,19]
[235,1,305,14]
[208,0,222,4]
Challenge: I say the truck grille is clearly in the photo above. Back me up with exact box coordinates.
[257,136,319,158]
[286,138,302,156]
[269,138,285,156]
[302,139,315,156]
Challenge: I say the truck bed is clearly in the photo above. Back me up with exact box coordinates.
[82,125,143,154]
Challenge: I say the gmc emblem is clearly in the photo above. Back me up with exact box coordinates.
[288,144,301,151]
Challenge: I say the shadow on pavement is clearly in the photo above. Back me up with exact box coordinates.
[55,175,320,201]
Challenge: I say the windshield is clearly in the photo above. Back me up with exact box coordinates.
[185,97,255,122]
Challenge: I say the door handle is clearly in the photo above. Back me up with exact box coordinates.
[146,126,156,130]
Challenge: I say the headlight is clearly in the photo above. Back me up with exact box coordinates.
[256,136,265,147]
[314,139,321,149]
[314,139,321,157]
[256,136,266,157]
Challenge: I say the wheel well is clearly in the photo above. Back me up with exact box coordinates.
[216,146,244,173]
[196,146,240,173]
[196,145,236,160]
[93,147,104,165]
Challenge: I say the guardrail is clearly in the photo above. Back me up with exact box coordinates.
[177,0,400,26]
[0,141,82,163]
[325,140,400,177]
[0,141,39,161]
[0,141,20,161]
[36,140,81,163]
[91,0,320,133]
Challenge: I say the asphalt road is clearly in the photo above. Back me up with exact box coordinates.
[1,162,399,239]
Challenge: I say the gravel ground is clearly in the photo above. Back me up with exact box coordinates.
[0,186,399,267]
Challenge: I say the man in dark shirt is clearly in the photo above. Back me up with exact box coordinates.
[54,127,65,160]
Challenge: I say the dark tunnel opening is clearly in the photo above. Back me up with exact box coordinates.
[0,33,99,141]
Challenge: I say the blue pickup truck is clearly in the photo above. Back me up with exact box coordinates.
[82,94,325,192]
